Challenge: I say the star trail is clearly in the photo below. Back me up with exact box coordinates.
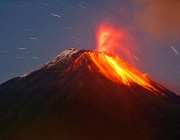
[0,0,180,95]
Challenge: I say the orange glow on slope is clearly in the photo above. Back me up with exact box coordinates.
[88,52,160,93]
[69,51,163,94]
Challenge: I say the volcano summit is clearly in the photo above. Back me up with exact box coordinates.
[0,48,180,140]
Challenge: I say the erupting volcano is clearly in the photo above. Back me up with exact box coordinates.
[0,24,180,140]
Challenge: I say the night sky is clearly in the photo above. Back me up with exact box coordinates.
[0,0,180,95]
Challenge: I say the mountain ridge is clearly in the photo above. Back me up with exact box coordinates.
[0,48,180,140]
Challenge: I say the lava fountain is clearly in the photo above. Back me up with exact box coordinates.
[96,24,122,53]
[96,24,135,66]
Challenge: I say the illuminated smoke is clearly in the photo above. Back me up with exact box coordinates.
[96,23,135,66]
[96,24,122,54]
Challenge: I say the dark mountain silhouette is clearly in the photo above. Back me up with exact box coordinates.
[0,48,180,140]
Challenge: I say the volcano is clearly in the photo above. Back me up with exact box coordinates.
[0,48,180,140]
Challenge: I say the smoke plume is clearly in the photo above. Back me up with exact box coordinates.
[133,0,180,42]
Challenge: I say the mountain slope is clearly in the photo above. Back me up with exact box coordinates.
[0,48,180,140]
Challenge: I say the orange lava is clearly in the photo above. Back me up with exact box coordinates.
[88,52,160,93]
[68,51,162,94]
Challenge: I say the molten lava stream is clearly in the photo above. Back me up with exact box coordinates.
[86,52,161,94]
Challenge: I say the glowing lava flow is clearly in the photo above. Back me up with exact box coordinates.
[68,51,163,94]
[87,52,161,93]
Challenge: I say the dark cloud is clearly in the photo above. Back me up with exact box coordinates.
[133,0,180,42]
